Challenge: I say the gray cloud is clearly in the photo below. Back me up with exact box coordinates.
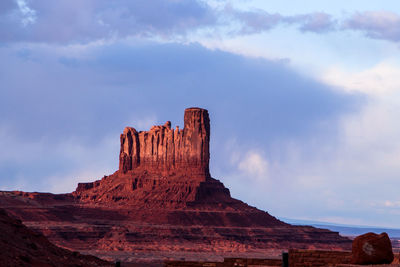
[95,0,215,37]
[227,8,283,34]
[0,0,216,43]
[228,8,337,35]
[288,12,336,33]
[2,1,400,45]
[343,11,400,42]
[228,8,400,43]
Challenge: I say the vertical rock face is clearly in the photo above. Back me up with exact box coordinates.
[119,107,210,179]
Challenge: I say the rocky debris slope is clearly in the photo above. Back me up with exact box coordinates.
[0,108,352,263]
[0,208,110,267]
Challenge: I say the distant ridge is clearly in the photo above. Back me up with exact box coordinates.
[282,218,400,238]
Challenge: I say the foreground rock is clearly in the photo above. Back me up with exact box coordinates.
[352,232,394,265]
[0,208,110,267]
[0,108,351,263]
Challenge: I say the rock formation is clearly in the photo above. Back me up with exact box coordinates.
[74,108,227,206]
[352,232,394,265]
[119,107,210,179]
[0,107,352,264]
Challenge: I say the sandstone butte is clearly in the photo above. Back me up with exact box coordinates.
[0,107,351,264]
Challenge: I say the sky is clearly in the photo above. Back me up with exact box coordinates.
[1,0,400,228]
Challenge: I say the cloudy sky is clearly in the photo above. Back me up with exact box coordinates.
[2,0,400,228]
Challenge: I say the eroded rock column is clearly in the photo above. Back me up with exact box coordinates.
[119,107,210,179]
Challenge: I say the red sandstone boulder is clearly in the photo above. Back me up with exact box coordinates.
[352,232,394,265]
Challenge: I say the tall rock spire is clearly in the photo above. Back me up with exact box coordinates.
[119,107,210,179]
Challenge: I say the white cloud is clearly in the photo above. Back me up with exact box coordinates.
[16,0,36,26]
[384,200,400,208]
[237,150,269,180]
[322,62,400,95]
[125,115,158,131]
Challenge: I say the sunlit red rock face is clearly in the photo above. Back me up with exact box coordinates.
[0,108,352,263]
[119,107,210,178]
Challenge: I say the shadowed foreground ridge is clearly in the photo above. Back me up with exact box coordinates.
[0,208,110,267]
[0,108,351,263]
